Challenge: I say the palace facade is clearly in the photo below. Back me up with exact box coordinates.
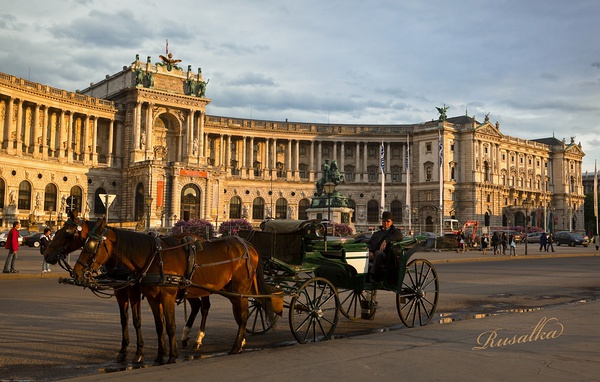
[0,52,586,234]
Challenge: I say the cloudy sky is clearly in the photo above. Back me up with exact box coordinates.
[2,0,600,171]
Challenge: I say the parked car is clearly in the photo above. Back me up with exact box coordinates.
[499,230,522,244]
[23,232,46,248]
[526,232,544,244]
[553,231,589,247]
[0,231,24,247]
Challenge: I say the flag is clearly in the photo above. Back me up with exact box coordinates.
[439,129,444,236]
[594,160,598,218]
[380,141,385,215]
[438,129,443,168]
[380,141,385,174]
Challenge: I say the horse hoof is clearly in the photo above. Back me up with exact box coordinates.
[116,352,127,363]
[167,357,177,364]
[228,348,243,355]
[153,357,165,366]
[181,339,189,348]
[133,354,144,364]
[193,343,202,351]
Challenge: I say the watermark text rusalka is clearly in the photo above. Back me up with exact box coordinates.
[472,317,564,351]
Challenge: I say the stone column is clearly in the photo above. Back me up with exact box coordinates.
[33,103,41,158]
[15,99,23,156]
[92,117,98,164]
[41,106,49,160]
[145,104,153,159]
[107,119,114,167]
[66,112,73,163]
[309,141,315,181]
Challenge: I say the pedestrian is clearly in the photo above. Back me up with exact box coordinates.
[491,231,499,255]
[456,230,465,253]
[508,234,517,256]
[539,232,547,252]
[368,211,403,282]
[40,228,52,273]
[481,234,489,255]
[501,232,508,255]
[3,221,21,273]
[547,232,555,252]
[593,233,599,251]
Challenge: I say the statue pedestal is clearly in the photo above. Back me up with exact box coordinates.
[3,205,17,229]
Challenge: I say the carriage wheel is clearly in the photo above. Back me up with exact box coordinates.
[338,289,377,320]
[289,277,339,343]
[246,297,279,334]
[396,259,439,328]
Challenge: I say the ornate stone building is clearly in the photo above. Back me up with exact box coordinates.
[0,52,586,233]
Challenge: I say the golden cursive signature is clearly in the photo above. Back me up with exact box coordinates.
[472,316,564,351]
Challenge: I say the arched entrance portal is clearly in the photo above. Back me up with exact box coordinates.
[181,184,202,221]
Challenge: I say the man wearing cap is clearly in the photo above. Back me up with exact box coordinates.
[368,211,403,282]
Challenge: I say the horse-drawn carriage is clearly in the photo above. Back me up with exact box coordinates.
[45,214,438,365]
[239,219,439,342]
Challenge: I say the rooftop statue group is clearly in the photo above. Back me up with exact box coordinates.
[132,53,209,97]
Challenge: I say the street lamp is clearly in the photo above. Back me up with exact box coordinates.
[48,206,54,229]
[522,199,531,256]
[145,196,153,231]
[323,181,336,250]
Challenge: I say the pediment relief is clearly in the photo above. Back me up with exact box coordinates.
[475,122,503,138]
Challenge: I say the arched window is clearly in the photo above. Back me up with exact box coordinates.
[252,197,265,220]
[134,183,145,221]
[390,200,403,222]
[18,181,31,210]
[229,196,242,219]
[181,184,201,221]
[367,200,379,223]
[94,188,107,214]
[44,183,57,212]
[347,199,356,223]
[275,198,288,219]
[298,198,310,220]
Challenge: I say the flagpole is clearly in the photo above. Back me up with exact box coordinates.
[439,129,444,237]
[594,160,598,236]
[380,141,385,216]
[406,133,411,234]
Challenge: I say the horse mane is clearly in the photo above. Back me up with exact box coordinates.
[112,228,157,263]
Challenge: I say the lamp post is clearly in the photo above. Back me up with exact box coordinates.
[48,206,54,229]
[522,199,531,256]
[145,196,153,231]
[323,181,336,250]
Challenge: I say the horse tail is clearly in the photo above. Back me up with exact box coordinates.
[254,250,283,317]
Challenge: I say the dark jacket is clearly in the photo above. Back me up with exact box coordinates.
[368,225,403,254]
[40,235,51,255]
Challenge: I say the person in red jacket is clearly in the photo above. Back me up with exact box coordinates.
[3,221,21,273]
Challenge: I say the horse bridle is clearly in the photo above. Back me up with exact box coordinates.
[77,228,109,285]
[53,218,86,275]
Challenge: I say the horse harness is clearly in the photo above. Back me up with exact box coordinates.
[80,233,259,299]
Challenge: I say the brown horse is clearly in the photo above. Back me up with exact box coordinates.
[73,218,281,364]
[43,212,210,363]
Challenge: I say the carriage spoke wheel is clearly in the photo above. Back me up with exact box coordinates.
[396,259,439,328]
[338,289,377,320]
[246,297,279,334]
[289,277,339,343]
